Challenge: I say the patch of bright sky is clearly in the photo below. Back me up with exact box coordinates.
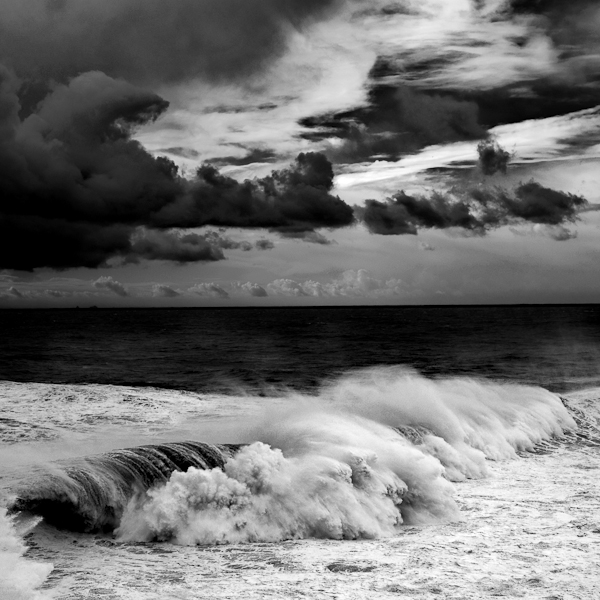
[136,0,570,172]
[334,107,600,202]
[136,7,376,171]
[363,0,560,89]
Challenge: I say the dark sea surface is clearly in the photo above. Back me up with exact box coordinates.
[2,305,600,394]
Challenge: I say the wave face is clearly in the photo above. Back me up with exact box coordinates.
[7,368,578,544]
[10,442,238,532]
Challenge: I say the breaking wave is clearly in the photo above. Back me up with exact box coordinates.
[7,368,579,545]
[9,442,238,532]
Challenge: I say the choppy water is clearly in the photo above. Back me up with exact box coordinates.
[2,306,600,599]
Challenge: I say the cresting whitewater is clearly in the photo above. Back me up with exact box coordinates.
[2,366,600,600]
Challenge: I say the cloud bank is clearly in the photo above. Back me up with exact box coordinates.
[358,181,587,236]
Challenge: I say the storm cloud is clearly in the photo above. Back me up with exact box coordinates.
[0,0,344,88]
[0,65,354,270]
[358,182,588,236]
[154,151,355,232]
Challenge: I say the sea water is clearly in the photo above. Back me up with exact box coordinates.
[1,306,600,599]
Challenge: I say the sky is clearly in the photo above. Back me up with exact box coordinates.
[1,0,600,306]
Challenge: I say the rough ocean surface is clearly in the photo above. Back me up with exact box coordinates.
[1,378,599,600]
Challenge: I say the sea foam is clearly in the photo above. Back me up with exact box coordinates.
[0,509,53,600]
[8,368,577,545]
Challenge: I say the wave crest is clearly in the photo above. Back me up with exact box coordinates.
[9,368,578,544]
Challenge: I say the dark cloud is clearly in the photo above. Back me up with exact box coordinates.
[0,65,353,270]
[448,85,600,130]
[301,84,485,163]
[358,182,587,236]
[475,182,587,226]
[93,276,128,297]
[509,0,600,50]
[127,230,225,264]
[8,286,23,298]
[477,138,511,176]
[358,193,478,235]
[0,66,179,270]
[128,229,256,264]
[0,0,344,87]
[0,216,134,271]
[154,152,354,232]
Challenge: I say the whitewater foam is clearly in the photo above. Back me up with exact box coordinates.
[114,369,576,544]
[1,367,584,552]
[0,509,53,600]
[2,367,578,547]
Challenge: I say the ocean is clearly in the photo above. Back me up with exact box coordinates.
[1,306,600,600]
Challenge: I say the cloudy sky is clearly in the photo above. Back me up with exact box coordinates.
[1,0,600,306]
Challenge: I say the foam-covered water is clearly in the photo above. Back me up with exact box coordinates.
[2,305,600,598]
[0,509,53,600]
[3,367,597,600]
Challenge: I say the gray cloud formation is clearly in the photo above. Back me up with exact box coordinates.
[266,270,404,298]
[189,283,230,299]
[477,138,511,176]
[156,152,354,232]
[45,289,71,298]
[239,282,268,297]
[127,230,225,264]
[93,276,128,297]
[358,182,587,236]
[361,2,600,131]
[0,0,343,88]
[256,239,276,250]
[302,85,486,163]
[0,65,353,270]
[152,284,180,298]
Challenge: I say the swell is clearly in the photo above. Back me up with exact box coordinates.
[8,442,239,532]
